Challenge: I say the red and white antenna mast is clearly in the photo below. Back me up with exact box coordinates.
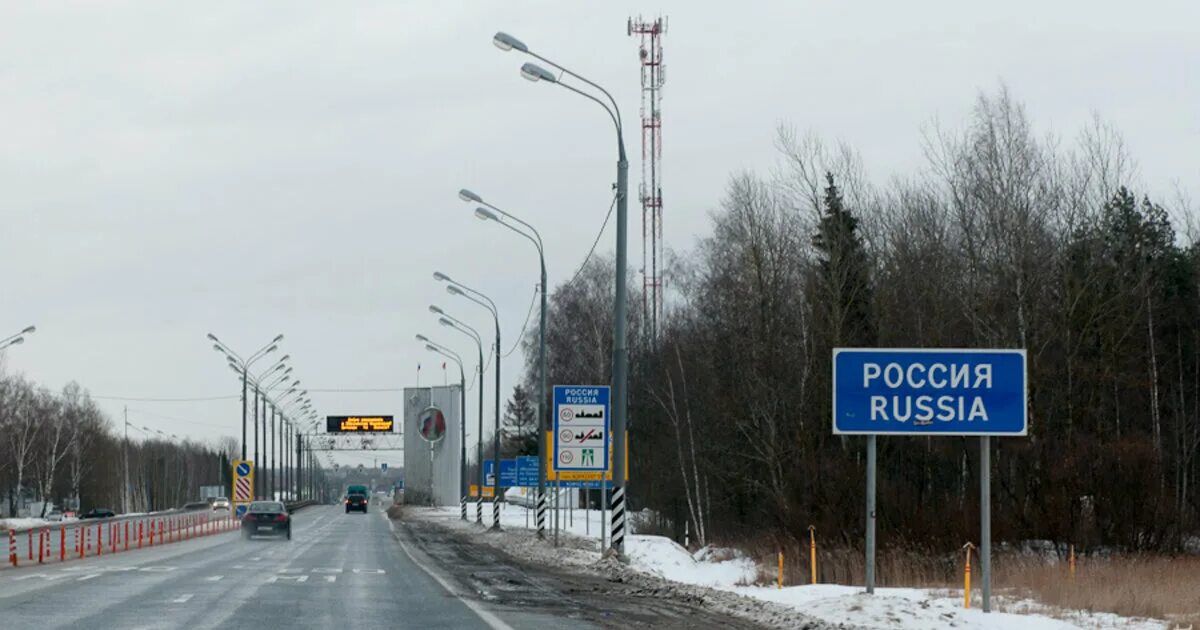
[628,15,666,342]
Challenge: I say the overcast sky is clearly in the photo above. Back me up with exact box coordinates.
[1,1,1196,469]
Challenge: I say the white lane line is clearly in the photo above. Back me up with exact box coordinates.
[76,574,102,581]
[386,515,514,630]
[171,594,194,604]
[204,575,224,582]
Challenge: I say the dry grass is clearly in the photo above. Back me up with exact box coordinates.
[995,554,1200,625]
[738,537,1200,625]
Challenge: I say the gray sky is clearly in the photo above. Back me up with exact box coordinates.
[2,1,1196,469]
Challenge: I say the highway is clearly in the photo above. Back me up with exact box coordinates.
[0,504,763,629]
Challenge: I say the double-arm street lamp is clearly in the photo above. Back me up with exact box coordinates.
[209,333,283,461]
[419,336,468,522]
[0,325,36,351]
[459,190,550,538]
[430,305,486,525]
[433,271,503,530]
[493,31,630,556]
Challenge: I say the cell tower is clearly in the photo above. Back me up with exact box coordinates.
[629,16,666,342]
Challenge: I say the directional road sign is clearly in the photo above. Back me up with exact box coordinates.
[833,349,1027,436]
[553,385,610,472]
[232,460,254,503]
[484,459,518,487]
[516,456,539,487]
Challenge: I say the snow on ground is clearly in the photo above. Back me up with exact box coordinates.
[411,503,1170,630]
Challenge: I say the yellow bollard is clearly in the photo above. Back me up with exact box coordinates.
[808,525,818,584]
[777,551,784,589]
[963,542,974,609]
[1069,544,1076,580]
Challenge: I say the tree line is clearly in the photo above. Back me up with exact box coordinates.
[0,373,237,516]
[506,86,1199,553]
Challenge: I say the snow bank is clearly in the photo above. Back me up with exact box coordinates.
[625,534,757,587]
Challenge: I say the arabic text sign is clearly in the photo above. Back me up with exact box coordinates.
[833,349,1027,436]
[326,415,394,433]
[553,385,610,472]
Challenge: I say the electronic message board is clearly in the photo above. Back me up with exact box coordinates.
[326,415,394,433]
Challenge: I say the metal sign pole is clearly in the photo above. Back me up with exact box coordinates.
[865,435,876,594]
[981,436,991,612]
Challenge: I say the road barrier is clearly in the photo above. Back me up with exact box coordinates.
[5,510,241,569]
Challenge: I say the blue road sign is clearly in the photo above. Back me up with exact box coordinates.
[381,463,387,471]
[484,460,518,487]
[236,462,250,476]
[516,456,539,487]
[235,504,248,518]
[553,385,610,472]
[833,349,1027,436]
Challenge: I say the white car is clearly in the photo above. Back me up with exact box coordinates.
[212,497,231,510]
[46,510,64,522]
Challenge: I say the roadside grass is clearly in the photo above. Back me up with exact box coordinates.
[741,537,1200,625]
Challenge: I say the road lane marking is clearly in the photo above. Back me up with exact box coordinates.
[11,573,69,582]
[266,575,308,583]
[171,594,194,604]
[323,576,336,583]
[76,574,102,581]
[204,575,224,582]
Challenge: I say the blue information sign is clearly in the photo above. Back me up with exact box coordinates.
[553,385,610,472]
[516,456,539,487]
[484,459,518,487]
[833,349,1027,436]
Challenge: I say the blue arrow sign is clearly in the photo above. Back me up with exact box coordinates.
[833,349,1027,436]
[236,462,251,477]
[235,504,248,518]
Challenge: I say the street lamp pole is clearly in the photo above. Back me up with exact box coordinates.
[459,191,550,538]
[493,32,630,556]
[0,325,35,352]
[422,340,467,521]
[432,306,486,525]
[435,272,503,530]
[209,333,283,462]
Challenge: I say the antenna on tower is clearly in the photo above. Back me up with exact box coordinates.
[628,15,667,343]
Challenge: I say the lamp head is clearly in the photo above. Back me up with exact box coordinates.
[447,285,464,296]
[272,334,284,343]
[429,305,444,315]
[492,32,528,53]
[415,334,429,343]
[520,62,556,83]
[438,317,454,328]
[475,207,499,222]
[458,188,482,203]
[206,333,218,342]
[22,326,36,335]
[433,271,450,282]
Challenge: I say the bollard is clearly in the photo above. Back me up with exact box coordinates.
[28,528,33,561]
[963,542,974,609]
[79,527,85,559]
[38,529,45,564]
[124,522,129,552]
[9,529,16,567]
[809,525,818,585]
[60,527,66,562]
[138,521,143,549]
[97,524,103,557]
[777,551,784,589]
[1069,544,1076,579]
[111,524,116,554]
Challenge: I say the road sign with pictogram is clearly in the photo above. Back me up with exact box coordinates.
[232,460,254,516]
[553,385,610,473]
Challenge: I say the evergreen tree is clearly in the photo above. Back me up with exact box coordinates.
[502,385,538,456]
[812,172,876,347]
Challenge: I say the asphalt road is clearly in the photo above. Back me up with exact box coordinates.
[0,504,562,629]
[0,504,767,629]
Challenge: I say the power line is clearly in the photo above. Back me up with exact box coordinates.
[502,286,539,358]
[567,192,618,286]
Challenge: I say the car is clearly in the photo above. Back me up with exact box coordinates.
[241,501,291,540]
[46,510,64,522]
[212,497,231,511]
[81,508,116,519]
[345,493,368,514]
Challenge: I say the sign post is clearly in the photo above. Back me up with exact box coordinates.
[231,460,254,519]
[833,348,1026,612]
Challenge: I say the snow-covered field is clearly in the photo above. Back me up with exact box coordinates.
[413,501,1170,630]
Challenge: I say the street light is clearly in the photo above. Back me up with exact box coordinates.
[459,188,550,538]
[420,338,468,522]
[209,333,283,461]
[434,272,503,530]
[0,325,35,351]
[494,31,630,557]
[434,309,486,525]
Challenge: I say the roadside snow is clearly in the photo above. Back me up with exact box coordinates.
[404,504,1170,630]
